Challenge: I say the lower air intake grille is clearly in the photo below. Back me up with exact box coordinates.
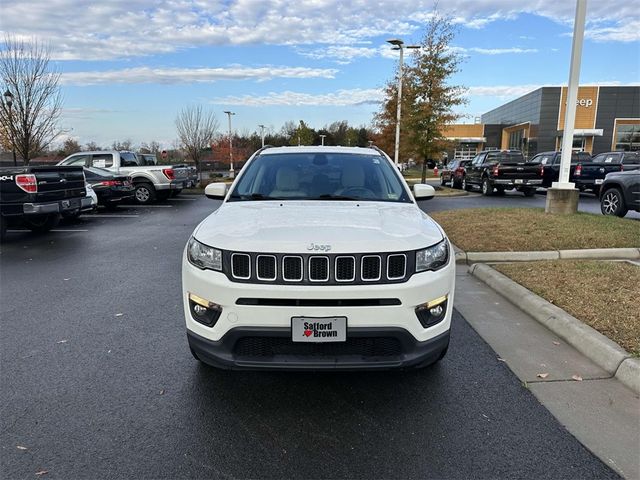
[234,337,402,358]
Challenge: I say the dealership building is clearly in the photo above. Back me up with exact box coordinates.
[443,85,640,160]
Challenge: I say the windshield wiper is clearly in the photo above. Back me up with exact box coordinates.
[314,194,361,200]
[229,193,283,201]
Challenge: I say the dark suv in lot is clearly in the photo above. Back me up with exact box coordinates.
[463,150,542,196]
[599,170,640,217]
[574,151,640,194]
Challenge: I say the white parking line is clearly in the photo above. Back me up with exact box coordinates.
[7,229,89,233]
[119,204,174,208]
[167,197,197,201]
[83,214,139,218]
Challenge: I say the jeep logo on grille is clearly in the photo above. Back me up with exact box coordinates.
[307,243,331,252]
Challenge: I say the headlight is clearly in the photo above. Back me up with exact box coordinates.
[415,239,449,272]
[187,237,222,271]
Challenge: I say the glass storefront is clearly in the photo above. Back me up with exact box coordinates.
[614,124,640,151]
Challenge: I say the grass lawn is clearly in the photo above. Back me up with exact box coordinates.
[430,208,640,252]
[494,260,640,355]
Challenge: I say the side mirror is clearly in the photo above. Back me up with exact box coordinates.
[413,184,436,201]
[205,182,227,200]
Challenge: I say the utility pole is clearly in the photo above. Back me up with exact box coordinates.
[546,0,587,214]
[223,111,235,178]
[258,124,266,148]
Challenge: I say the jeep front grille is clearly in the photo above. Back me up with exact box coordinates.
[223,251,416,285]
[231,253,251,279]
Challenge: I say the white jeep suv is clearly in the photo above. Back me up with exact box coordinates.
[182,146,455,370]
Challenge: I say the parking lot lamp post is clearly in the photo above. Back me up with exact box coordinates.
[387,39,420,167]
[3,89,17,166]
[224,111,235,178]
[319,134,326,146]
[258,124,266,147]
[546,0,586,214]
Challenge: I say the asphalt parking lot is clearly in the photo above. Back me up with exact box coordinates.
[0,195,620,479]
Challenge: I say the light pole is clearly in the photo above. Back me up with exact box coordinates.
[387,39,420,168]
[258,124,266,147]
[319,134,326,146]
[545,0,587,214]
[223,110,235,178]
[3,89,17,166]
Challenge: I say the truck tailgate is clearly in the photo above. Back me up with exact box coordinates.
[32,166,86,201]
[497,163,541,180]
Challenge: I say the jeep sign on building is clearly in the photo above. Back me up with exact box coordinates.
[443,85,639,159]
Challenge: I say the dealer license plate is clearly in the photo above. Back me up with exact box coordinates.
[515,179,524,184]
[595,179,604,185]
[291,316,346,342]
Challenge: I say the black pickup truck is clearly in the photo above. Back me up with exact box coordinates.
[0,165,90,240]
[463,150,543,196]
[528,151,592,188]
[573,151,640,194]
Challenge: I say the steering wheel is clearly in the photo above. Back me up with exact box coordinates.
[341,186,376,198]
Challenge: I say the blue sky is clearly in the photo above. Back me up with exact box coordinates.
[2,0,639,148]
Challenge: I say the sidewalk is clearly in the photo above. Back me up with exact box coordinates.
[454,265,640,479]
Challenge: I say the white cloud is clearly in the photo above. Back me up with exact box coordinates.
[60,66,338,86]
[1,0,637,61]
[451,46,538,55]
[210,89,385,107]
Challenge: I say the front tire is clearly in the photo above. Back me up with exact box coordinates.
[601,188,628,217]
[23,213,60,233]
[462,177,472,191]
[481,178,493,196]
[134,182,156,204]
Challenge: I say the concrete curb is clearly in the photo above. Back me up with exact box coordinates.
[455,248,640,264]
[468,263,638,394]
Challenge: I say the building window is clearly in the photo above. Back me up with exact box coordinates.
[614,124,640,151]
[509,130,523,150]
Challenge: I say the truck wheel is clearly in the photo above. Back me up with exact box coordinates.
[24,213,60,233]
[440,174,446,186]
[462,177,472,191]
[134,182,156,204]
[523,188,536,197]
[600,188,628,217]
[481,178,493,196]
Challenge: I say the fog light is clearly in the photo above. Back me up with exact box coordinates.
[188,293,222,327]
[415,296,448,328]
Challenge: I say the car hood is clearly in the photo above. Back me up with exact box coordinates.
[193,201,444,254]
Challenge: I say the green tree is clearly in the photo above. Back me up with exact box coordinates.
[375,12,466,181]
[406,14,466,182]
[289,120,315,146]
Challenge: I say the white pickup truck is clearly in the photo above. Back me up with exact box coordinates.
[182,145,455,370]
[58,151,190,204]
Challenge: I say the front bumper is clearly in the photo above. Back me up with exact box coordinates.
[188,327,450,370]
[182,245,455,369]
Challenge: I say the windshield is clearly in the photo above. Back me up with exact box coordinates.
[229,152,411,202]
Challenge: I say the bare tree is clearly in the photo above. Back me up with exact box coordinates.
[85,141,101,151]
[0,35,63,164]
[175,105,218,180]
